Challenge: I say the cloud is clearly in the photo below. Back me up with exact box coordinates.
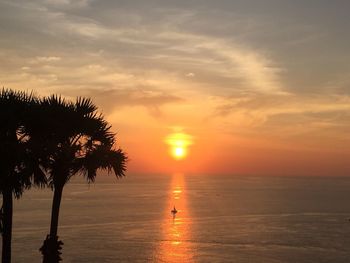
[60,88,185,117]
[1,0,287,94]
[212,93,350,142]
[198,39,284,93]
[36,56,61,62]
[43,0,92,9]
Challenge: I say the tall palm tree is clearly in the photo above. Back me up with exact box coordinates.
[0,89,46,263]
[34,95,127,263]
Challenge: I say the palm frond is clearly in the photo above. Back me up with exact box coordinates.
[0,89,47,196]
[76,145,127,183]
[75,97,97,115]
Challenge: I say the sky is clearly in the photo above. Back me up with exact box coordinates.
[0,0,349,176]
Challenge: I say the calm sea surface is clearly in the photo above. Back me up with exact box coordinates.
[5,174,350,262]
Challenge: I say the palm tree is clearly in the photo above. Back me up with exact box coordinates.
[34,95,127,262]
[0,89,46,263]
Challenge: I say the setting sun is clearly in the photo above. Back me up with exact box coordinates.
[173,146,186,160]
[165,132,193,161]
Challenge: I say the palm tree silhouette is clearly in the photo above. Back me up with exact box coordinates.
[0,89,46,263]
[34,95,127,262]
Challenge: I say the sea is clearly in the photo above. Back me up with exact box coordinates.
[6,173,350,262]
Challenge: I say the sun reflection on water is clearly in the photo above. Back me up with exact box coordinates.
[155,173,194,262]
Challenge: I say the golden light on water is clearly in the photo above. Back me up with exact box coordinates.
[165,132,193,160]
[155,173,194,262]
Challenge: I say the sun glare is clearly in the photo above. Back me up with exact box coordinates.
[165,132,193,160]
[173,146,186,159]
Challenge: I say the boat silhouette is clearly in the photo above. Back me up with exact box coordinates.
[171,206,178,215]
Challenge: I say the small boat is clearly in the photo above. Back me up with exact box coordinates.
[171,206,178,215]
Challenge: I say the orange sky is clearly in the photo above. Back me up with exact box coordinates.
[108,102,349,176]
[1,1,349,176]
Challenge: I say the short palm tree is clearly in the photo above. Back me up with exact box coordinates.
[34,95,127,262]
[0,89,46,263]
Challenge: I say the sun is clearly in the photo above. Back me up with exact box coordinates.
[165,132,193,161]
[173,146,186,160]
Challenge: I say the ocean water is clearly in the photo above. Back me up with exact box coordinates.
[5,174,350,262]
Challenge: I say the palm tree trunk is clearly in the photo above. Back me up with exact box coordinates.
[49,186,63,238]
[2,189,13,263]
[41,185,64,263]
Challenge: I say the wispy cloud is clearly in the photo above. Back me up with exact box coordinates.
[35,56,61,62]
[212,93,350,143]
[60,88,185,117]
